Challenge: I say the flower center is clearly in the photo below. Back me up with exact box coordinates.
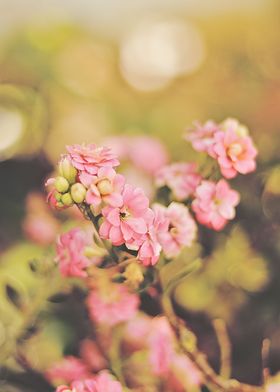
[228,143,243,158]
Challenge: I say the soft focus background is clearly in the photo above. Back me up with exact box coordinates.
[0,0,280,390]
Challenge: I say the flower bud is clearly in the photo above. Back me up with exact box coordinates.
[58,156,77,184]
[84,244,108,258]
[61,192,73,206]
[123,262,144,289]
[55,176,69,193]
[54,191,62,202]
[97,179,113,195]
[71,183,86,204]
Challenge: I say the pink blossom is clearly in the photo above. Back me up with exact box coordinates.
[124,313,153,352]
[80,339,108,372]
[46,356,90,384]
[87,284,139,327]
[79,167,125,208]
[166,353,202,391]
[71,379,96,392]
[56,228,98,278]
[155,202,197,258]
[103,136,130,160]
[156,163,201,201]
[66,144,119,176]
[133,208,168,266]
[186,120,220,153]
[192,179,240,231]
[210,120,257,179]
[23,213,59,245]
[128,136,168,175]
[148,317,174,376]
[93,370,123,392]
[99,184,149,247]
[56,386,74,392]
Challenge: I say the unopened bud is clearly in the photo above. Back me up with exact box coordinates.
[84,244,107,258]
[58,156,77,184]
[61,192,73,206]
[123,262,144,289]
[71,183,86,204]
[55,176,69,193]
[54,191,62,202]
[97,179,113,195]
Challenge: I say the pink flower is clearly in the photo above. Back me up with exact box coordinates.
[93,371,123,392]
[23,213,59,245]
[148,317,174,376]
[56,386,74,392]
[156,163,201,201]
[134,208,168,266]
[87,284,139,327]
[79,167,125,208]
[124,313,153,352]
[80,340,108,372]
[155,202,197,258]
[46,356,90,384]
[99,184,149,247]
[71,379,96,392]
[66,144,119,176]
[56,228,98,278]
[128,136,168,175]
[186,120,220,153]
[210,120,257,179]
[192,179,240,231]
[167,353,202,391]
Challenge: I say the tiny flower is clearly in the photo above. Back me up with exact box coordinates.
[156,162,201,201]
[87,283,139,327]
[66,144,119,176]
[192,179,240,230]
[46,356,90,384]
[79,167,125,208]
[99,184,149,247]
[56,228,99,278]
[210,119,257,179]
[155,202,197,258]
[71,183,87,204]
[58,155,78,184]
[186,120,220,153]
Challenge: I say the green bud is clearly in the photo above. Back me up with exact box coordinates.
[71,183,86,204]
[58,157,77,184]
[54,191,62,201]
[61,192,73,206]
[84,245,108,258]
[56,201,64,208]
[55,176,69,193]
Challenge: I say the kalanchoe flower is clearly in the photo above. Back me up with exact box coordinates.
[46,356,90,384]
[56,228,100,278]
[79,167,125,209]
[186,120,220,153]
[209,119,257,179]
[66,144,119,176]
[92,370,123,392]
[99,184,149,247]
[192,179,240,230]
[154,202,197,258]
[87,283,139,327]
[156,162,201,201]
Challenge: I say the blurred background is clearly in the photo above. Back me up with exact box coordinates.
[0,0,280,390]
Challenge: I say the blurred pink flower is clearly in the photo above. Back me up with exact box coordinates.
[99,184,149,247]
[87,284,139,327]
[186,120,220,153]
[156,162,201,201]
[166,353,202,391]
[155,202,197,258]
[210,127,257,179]
[103,136,130,160]
[80,339,107,372]
[71,379,96,392]
[128,136,168,175]
[23,213,59,246]
[93,371,123,392]
[46,356,90,384]
[124,313,153,352]
[79,167,125,208]
[56,228,98,278]
[148,317,174,376]
[192,179,240,230]
[66,144,119,176]
[56,386,74,392]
